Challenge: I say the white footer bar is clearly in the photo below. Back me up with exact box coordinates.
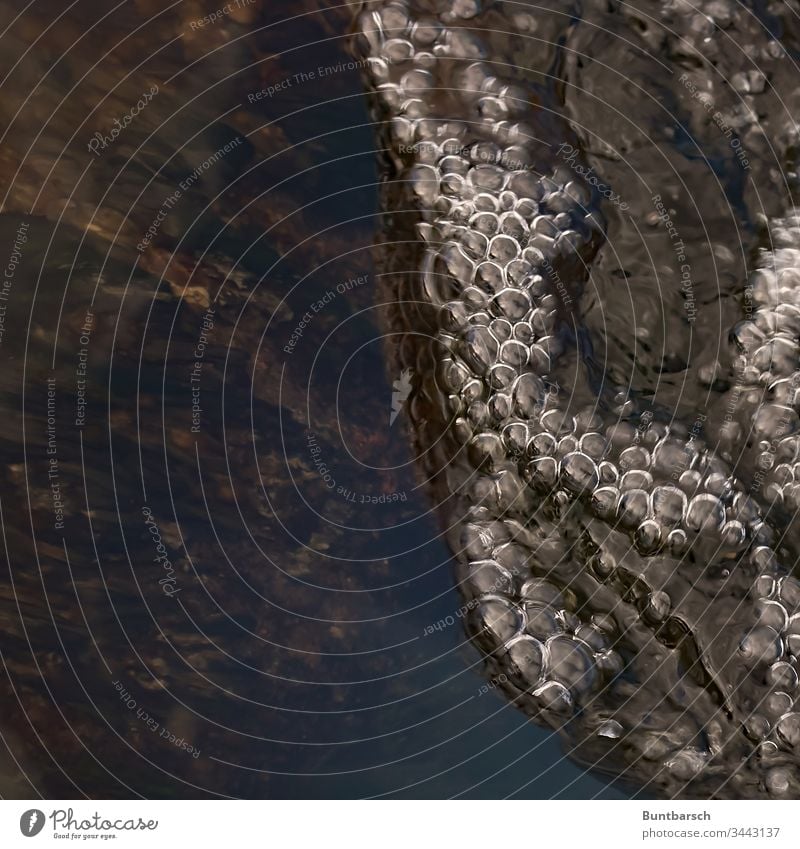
[1,800,796,847]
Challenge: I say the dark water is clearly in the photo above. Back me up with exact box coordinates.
[0,0,631,798]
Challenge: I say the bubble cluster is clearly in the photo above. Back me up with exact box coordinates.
[357,0,800,799]
[717,233,800,543]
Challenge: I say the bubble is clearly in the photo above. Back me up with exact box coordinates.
[766,767,794,798]
[786,614,800,638]
[557,609,580,632]
[579,432,607,459]
[468,432,505,467]
[617,488,650,528]
[559,451,599,493]
[500,339,530,369]
[469,596,523,649]
[542,193,571,216]
[466,400,490,428]
[465,560,514,597]
[678,469,703,495]
[489,317,512,342]
[636,521,664,554]
[744,714,770,741]
[720,519,746,550]
[499,211,528,240]
[440,171,470,198]
[440,153,470,176]
[771,463,794,487]
[401,68,434,96]
[574,624,608,652]
[776,713,800,749]
[470,210,499,235]
[512,372,545,416]
[491,288,530,321]
[525,457,558,492]
[779,577,800,609]
[461,522,496,560]
[652,439,696,475]
[755,599,789,633]
[763,691,792,718]
[489,392,512,423]
[591,612,617,635]
[525,605,563,640]
[473,261,504,291]
[739,626,783,666]
[493,542,530,577]
[508,170,543,200]
[564,180,591,206]
[451,0,482,19]
[460,229,489,259]
[580,207,604,233]
[460,325,498,373]
[512,320,534,344]
[591,486,620,520]
[753,574,777,601]
[473,191,500,213]
[731,320,765,352]
[506,259,533,287]
[477,96,509,121]
[409,163,440,207]
[466,141,499,166]
[751,546,778,572]
[667,529,689,556]
[530,306,555,335]
[520,578,564,607]
[540,408,573,435]
[685,493,725,533]
[444,27,488,58]
[379,3,410,34]
[499,422,526,455]
[596,650,624,679]
[531,215,559,237]
[619,445,651,471]
[667,750,707,780]
[557,435,578,456]
[598,461,619,484]
[755,404,800,440]
[461,378,485,404]
[784,482,800,509]
[768,661,799,691]
[505,636,545,689]
[546,636,596,696]
[620,470,653,491]
[383,37,415,63]
[488,363,519,390]
[532,680,573,714]
[488,234,521,263]
[468,164,505,192]
[528,430,556,457]
[597,719,623,739]
[411,17,442,45]
[652,486,688,526]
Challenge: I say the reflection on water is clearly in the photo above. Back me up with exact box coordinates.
[27,0,800,799]
[0,0,624,798]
